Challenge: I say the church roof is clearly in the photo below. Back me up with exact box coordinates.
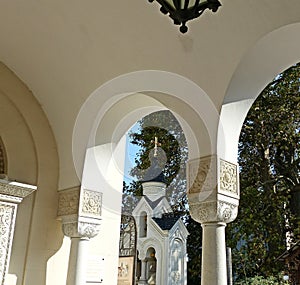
[144,196,165,209]
[152,213,182,231]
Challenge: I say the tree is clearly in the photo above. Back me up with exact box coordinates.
[122,110,188,213]
[235,275,289,285]
[122,110,202,283]
[227,63,300,281]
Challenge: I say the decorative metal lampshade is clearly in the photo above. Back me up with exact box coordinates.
[148,0,221,33]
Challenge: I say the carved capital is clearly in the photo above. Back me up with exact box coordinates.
[189,197,238,224]
[57,187,80,217]
[62,220,101,239]
[188,156,239,198]
[187,155,217,195]
[58,187,102,239]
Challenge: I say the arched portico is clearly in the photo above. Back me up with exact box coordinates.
[65,23,300,284]
[64,70,239,285]
[0,62,62,285]
[219,23,300,163]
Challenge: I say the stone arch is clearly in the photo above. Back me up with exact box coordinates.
[219,23,300,162]
[73,70,220,183]
[0,62,61,284]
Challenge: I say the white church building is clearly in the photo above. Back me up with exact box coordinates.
[0,1,300,285]
[132,178,189,285]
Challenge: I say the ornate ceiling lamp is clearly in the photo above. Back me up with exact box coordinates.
[148,0,221,33]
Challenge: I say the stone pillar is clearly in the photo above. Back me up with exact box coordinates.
[138,259,148,285]
[0,179,36,285]
[187,155,239,285]
[57,187,102,285]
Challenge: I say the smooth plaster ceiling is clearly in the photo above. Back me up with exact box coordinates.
[0,0,300,188]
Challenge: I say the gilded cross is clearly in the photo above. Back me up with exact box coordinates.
[151,136,161,157]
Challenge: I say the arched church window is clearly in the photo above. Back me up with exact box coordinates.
[0,137,7,175]
[140,211,147,238]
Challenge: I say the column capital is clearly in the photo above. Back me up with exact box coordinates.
[57,187,102,239]
[189,197,239,224]
[187,155,239,224]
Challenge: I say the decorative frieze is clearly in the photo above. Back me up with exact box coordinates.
[62,220,101,239]
[0,183,35,200]
[0,203,17,285]
[57,187,80,217]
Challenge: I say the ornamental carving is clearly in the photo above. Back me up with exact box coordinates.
[0,203,17,285]
[189,200,238,224]
[217,201,238,223]
[188,156,217,194]
[62,221,101,239]
[219,159,238,195]
[189,201,216,223]
[81,189,102,217]
[0,183,35,199]
[57,188,80,217]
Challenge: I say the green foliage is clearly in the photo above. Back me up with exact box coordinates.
[236,275,290,285]
[123,110,188,213]
[122,110,202,283]
[227,63,300,280]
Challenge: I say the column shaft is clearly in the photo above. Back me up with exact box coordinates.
[138,259,148,284]
[67,237,89,285]
[201,222,227,285]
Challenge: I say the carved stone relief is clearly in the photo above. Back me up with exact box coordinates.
[189,200,238,224]
[0,203,17,285]
[187,156,217,194]
[62,221,101,239]
[58,187,102,239]
[57,188,80,217]
[0,184,35,200]
[219,159,238,195]
[81,189,102,217]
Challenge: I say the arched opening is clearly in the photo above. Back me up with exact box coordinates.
[78,71,214,284]
[140,211,148,238]
[225,62,299,282]
[146,247,157,284]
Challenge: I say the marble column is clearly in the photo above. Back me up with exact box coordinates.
[187,155,239,285]
[57,187,102,285]
[0,178,36,285]
[138,259,148,285]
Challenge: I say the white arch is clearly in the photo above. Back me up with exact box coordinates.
[218,23,300,162]
[73,70,220,183]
